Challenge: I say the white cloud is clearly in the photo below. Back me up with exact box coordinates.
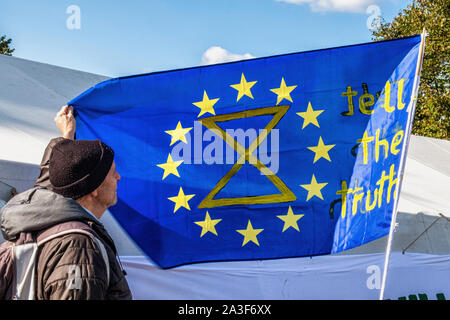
[276,0,379,13]
[201,46,255,65]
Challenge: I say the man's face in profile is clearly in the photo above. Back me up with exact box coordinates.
[96,161,121,209]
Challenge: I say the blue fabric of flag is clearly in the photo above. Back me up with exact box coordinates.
[69,36,421,268]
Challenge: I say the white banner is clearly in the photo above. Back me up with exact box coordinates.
[121,252,449,300]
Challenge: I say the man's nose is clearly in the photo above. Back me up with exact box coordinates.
[116,172,121,181]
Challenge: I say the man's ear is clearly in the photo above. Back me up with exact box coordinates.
[91,189,99,198]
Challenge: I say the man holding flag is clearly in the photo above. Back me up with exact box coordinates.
[0,106,132,300]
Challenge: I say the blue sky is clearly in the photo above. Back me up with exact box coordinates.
[1,0,409,77]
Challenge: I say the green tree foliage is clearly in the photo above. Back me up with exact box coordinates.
[0,35,14,56]
[372,0,449,139]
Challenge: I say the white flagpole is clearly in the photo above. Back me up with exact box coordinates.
[379,28,427,300]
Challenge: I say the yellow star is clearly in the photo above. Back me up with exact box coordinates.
[277,206,304,232]
[164,121,193,146]
[193,91,220,117]
[230,73,257,102]
[307,136,335,163]
[270,77,297,105]
[194,211,222,237]
[156,154,183,180]
[168,187,195,213]
[296,102,324,129]
[236,220,263,247]
[300,174,328,201]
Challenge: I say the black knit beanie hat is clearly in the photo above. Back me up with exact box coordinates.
[49,139,115,199]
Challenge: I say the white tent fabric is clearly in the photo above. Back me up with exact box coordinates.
[1,54,449,299]
[121,253,450,300]
[0,54,109,165]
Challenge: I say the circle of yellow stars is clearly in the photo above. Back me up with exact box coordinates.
[156,72,334,248]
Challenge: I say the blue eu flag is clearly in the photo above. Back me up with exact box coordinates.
[69,35,422,268]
